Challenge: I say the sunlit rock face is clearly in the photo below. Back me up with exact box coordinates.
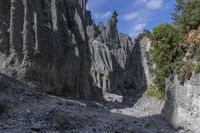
[125,37,152,93]
[162,74,200,132]
[88,12,129,93]
[89,33,134,93]
[88,11,153,95]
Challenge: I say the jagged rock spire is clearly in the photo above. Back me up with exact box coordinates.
[106,11,120,48]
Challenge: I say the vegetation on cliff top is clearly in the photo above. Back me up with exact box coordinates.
[172,0,200,33]
[151,24,183,92]
[148,0,200,98]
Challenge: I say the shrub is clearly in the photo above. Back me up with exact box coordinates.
[138,30,152,40]
[194,47,200,62]
[173,0,200,33]
[177,62,196,82]
[194,63,200,73]
[147,88,165,99]
[151,24,183,92]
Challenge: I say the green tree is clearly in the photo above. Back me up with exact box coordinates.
[173,0,200,32]
[151,24,183,92]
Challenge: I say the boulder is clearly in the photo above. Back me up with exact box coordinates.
[162,74,200,132]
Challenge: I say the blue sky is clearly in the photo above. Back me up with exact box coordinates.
[87,0,176,38]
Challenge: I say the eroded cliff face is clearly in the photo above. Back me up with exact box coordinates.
[88,11,153,97]
[0,0,152,100]
[125,37,152,93]
[0,0,93,98]
[89,12,135,93]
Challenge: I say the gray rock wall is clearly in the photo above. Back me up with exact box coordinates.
[162,74,200,132]
[89,33,134,93]
[0,0,93,98]
[89,21,152,99]
[125,37,152,92]
[0,0,152,100]
[88,11,136,94]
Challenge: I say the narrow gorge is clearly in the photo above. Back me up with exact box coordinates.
[0,0,151,100]
[0,0,199,132]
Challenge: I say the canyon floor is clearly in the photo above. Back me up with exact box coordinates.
[0,74,189,133]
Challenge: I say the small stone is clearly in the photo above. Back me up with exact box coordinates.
[31,121,43,131]
[26,109,31,113]
[19,98,24,101]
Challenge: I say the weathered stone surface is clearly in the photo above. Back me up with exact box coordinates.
[88,11,138,94]
[0,0,93,98]
[106,11,120,49]
[119,37,152,101]
[0,0,152,100]
[162,25,200,132]
[125,37,152,91]
[162,74,200,132]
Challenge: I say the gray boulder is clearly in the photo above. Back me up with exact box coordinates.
[162,74,200,132]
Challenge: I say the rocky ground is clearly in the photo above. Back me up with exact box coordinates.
[0,74,190,133]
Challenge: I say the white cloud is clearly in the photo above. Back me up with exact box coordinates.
[146,0,163,10]
[129,23,146,37]
[123,12,139,21]
[94,11,112,20]
[129,31,141,38]
[134,0,163,10]
[86,0,107,11]
[134,0,147,5]
[132,23,146,31]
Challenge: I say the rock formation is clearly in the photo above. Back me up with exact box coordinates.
[125,37,152,93]
[2,0,200,132]
[88,11,153,100]
[0,0,93,98]
[162,27,200,132]
[0,0,144,100]
[162,74,200,133]
[0,0,152,101]
[89,11,135,94]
